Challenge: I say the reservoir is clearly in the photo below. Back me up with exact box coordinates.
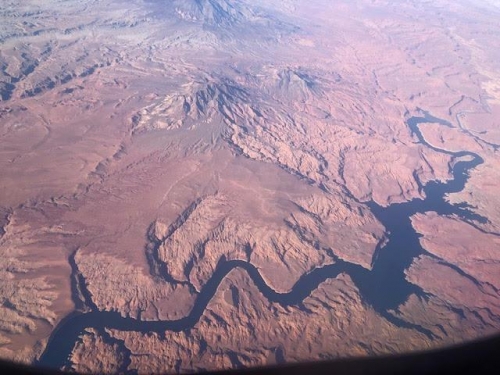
[38,114,484,370]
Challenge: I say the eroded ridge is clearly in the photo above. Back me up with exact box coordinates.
[38,115,499,372]
[1,0,500,371]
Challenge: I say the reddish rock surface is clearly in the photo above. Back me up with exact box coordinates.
[1,0,500,372]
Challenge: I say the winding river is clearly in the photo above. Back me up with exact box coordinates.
[37,114,485,370]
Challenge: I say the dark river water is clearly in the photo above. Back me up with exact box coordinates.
[37,115,484,371]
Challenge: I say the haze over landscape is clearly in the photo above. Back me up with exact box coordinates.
[1,0,500,373]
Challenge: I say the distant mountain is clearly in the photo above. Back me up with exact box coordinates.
[171,0,254,26]
[146,0,297,36]
[275,68,321,102]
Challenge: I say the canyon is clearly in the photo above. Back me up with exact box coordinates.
[1,0,500,373]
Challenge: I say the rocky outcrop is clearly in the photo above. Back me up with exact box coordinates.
[1,0,500,372]
[103,270,431,373]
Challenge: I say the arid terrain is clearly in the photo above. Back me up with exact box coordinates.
[1,0,500,373]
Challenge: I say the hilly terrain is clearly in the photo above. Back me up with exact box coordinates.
[1,0,500,373]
